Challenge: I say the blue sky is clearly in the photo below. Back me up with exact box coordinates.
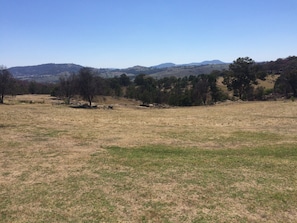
[1,0,296,68]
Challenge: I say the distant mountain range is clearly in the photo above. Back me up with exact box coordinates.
[8,60,229,83]
[152,60,225,69]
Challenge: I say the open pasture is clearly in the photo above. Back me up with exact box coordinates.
[1,95,297,222]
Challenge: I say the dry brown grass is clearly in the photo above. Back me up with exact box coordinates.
[257,74,279,89]
[1,95,297,222]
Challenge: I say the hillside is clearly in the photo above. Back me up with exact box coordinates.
[98,63,229,79]
[8,61,228,82]
[149,64,229,78]
[9,63,83,82]
[8,57,295,84]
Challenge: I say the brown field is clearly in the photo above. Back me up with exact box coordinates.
[1,95,297,222]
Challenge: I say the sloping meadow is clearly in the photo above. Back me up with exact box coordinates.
[1,96,297,222]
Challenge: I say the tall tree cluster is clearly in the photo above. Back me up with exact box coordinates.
[55,68,227,106]
[273,56,297,97]
[124,72,226,106]
[223,57,266,100]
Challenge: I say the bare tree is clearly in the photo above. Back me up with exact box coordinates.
[0,66,14,104]
[59,73,77,104]
[78,68,97,107]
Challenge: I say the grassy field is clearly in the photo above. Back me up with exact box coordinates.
[1,95,297,222]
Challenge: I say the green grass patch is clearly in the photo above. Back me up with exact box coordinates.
[163,130,284,149]
[92,145,297,221]
[230,130,282,142]
[1,144,297,222]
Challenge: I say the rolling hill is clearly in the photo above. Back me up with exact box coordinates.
[9,63,83,82]
[8,61,229,82]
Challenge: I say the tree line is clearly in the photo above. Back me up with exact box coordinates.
[1,56,297,105]
[54,67,227,106]
[0,66,55,103]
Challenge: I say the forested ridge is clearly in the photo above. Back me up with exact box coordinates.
[1,56,297,106]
